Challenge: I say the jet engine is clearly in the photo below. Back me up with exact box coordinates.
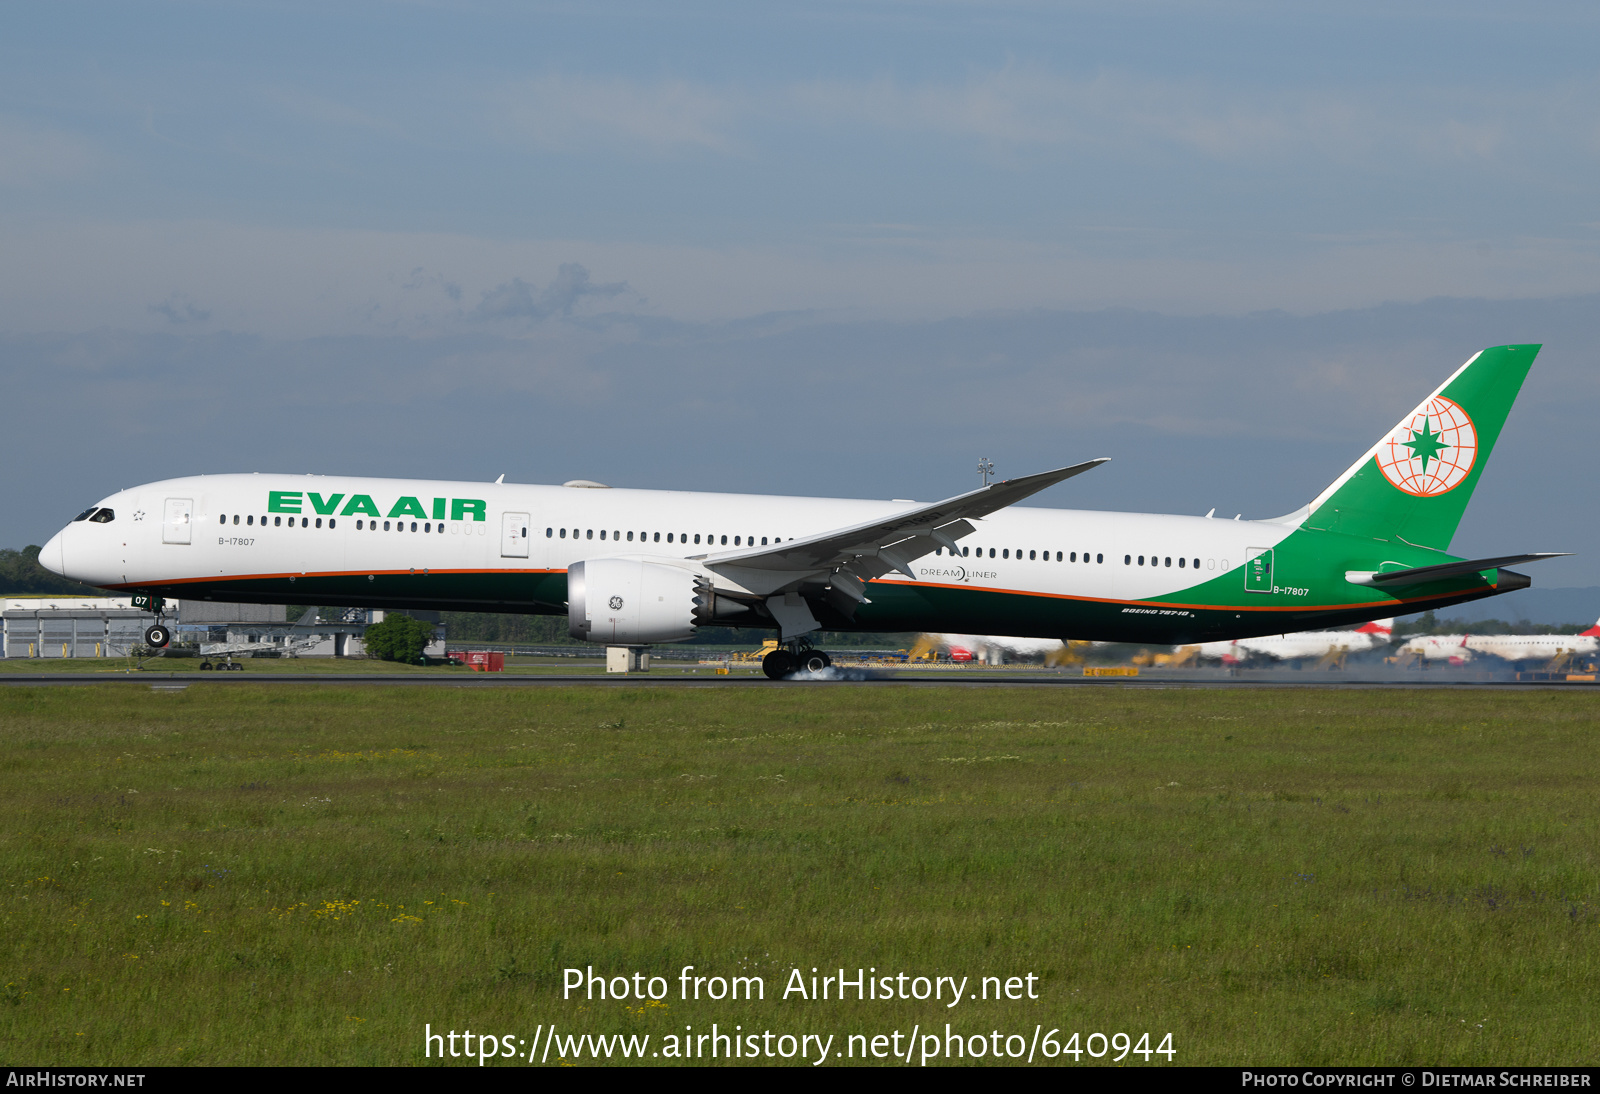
[568,559,756,644]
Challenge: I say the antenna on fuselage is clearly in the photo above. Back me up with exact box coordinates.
[494,474,505,484]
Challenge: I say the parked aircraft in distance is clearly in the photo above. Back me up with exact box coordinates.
[1398,617,1600,666]
[926,634,1072,663]
[1397,633,1474,664]
[39,345,1568,678]
[1465,618,1600,663]
[1191,619,1393,665]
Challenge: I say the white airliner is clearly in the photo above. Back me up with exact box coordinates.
[1465,620,1600,663]
[1399,619,1600,666]
[1191,619,1393,665]
[38,344,1567,678]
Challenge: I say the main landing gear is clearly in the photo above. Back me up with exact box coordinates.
[762,645,832,680]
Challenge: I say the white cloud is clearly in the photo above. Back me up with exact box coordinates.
[3,217,1600,338]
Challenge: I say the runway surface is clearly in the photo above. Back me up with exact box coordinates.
[1,668,1595,690]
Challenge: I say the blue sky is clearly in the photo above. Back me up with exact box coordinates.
[3,2,1598,591]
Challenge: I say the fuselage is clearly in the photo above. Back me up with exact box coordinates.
[40,472,1519,645]
[1463,632,1599,662]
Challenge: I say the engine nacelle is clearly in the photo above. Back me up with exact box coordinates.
[568,558,702,644]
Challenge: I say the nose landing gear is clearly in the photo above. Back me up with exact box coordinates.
[143,623,170,649]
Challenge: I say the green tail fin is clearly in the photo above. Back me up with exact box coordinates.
[1298,344,1539,551]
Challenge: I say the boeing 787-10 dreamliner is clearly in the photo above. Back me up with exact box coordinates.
[39,344,1566,678]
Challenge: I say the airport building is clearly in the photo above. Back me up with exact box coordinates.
[2,598,443,659]
[2,597,164,659]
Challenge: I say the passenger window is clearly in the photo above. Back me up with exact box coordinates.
[247,515,254,526]
[1194,558,1200,569]
[1178,557,1185,567]
[666,533,673,542]
[275,517,282,527]
[720,535,727,545]
[232,515,240,525]
[600,530,607,540]
[384,521,391,531]
[694,535,701,544]
[989,548,995,558]
[357,520,364,530]
[546,528,552,538]
[761,537,768,545]
[734,536,741,546]
[315,518,322,528]
[627,531,634,541]
[560,528,566,538]
[1125,555,1131,565]
[962,547,969,557]
[1002,549,1009,559]
[1029,550,1036,560]
[586,529,593,539]
[654,532,660,542]
[1096,554,1102,563]
[1070,552,1076,562]
[331,519,338,529]
[1164,556,1171,567]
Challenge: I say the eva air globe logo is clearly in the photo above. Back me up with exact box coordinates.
[1375,395,1477,496]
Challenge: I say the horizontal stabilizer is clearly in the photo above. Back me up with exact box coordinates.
[1346,553,1569,587]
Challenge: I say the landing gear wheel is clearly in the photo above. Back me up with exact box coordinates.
[762,649,798,680]
[144,624,170,648]
[796,649,832,673]
[231,662,245,671]
[199,662,213,671]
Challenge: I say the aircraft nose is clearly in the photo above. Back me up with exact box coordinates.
[38,530,65,576]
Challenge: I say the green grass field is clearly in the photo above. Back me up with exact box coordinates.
[1,684,1595,1067]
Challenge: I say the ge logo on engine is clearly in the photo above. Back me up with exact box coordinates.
[608,596,625,610]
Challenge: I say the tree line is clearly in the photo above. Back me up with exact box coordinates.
[0,546,102,596]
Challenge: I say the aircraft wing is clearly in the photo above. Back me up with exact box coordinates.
[702,459,1108,608]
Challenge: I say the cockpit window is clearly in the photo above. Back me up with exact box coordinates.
[89,509,115,523]
[73,508,96,522]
